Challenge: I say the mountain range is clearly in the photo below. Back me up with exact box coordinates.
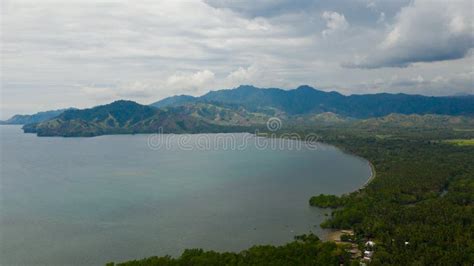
[151,85,474,118]
[21,101,261,137]
[2,85,473,137]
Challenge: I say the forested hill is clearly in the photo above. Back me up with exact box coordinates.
[5,85,473,126]
[22,98,474,137]
[21,100,262,137]
[151,85,474,118]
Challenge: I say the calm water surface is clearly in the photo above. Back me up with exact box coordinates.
[0,125,370,265]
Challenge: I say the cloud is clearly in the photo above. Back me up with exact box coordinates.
[81,81,156,101]
[81,86,116,101]
[346,71,474,96]
[321,11,348,37]
[225,65,262,85]
[377,12,385,24]
[345,0,474,68]
[204,0,315,18]
[80,69,216,103]
[166,70,216,94]
[1,0,473,118]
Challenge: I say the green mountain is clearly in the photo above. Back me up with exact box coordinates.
[23,99,473,138]
[11,84,473,130]
[22,100,259,137]
[151,85,474,118]
[167,102,271,126]
[18,85,474,137]
[1,108,72,125]
[151,95,197,108]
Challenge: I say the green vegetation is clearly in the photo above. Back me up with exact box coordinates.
[153,85,474,118]
[339,234,353,242]
[22,101,258,137]
[0,82,470,265]
[22,94,474,138]
[444,138,474,146]
[303,121,474,265]
[14,97,474,264]
[107,234,349,266]
[111,115,474,265]
[309,194,347,208]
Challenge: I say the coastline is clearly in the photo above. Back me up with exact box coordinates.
[322,142,376,191]
[360,161,376,190]
[318,148,376,242]
[254,134,378,244]
[257,133,377,191]
[328,143,376,191]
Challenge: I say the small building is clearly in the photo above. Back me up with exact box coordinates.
[365,241,375,247]
[364,250,373,258]
[362,249,374,262]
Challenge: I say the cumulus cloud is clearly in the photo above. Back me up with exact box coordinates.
[81,70,216,103]
[345,0,474,68]
[81,81,157,101]
[225,65,262,85]
[166,70,216,94]
[322,11,348,37]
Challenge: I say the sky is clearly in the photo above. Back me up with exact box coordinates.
[1,0,473,119]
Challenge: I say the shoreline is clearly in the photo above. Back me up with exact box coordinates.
[328,143,376,191]
[322,143,376,191]
[360,161,376,190]
[319,149,376,242]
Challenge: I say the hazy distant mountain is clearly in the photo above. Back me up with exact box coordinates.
[151,95,197,108]
[23,100,256,137]
[152,85,474,118]
[1,108,72,125]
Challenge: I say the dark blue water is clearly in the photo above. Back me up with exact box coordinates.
[0,125,370,265]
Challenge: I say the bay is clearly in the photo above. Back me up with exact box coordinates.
[0,125,370,265]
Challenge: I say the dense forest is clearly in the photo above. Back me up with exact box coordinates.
[109,118,473,265]
[107,234,350,266]
[307,125,474,265]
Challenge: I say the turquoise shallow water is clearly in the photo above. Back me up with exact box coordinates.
[0,125,370,265]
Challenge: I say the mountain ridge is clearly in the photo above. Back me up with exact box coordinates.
[151,85,474,118]
[4,85,473,126]
[21,99,474,137]
[22,100,259,137]
[1,108,75,125]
